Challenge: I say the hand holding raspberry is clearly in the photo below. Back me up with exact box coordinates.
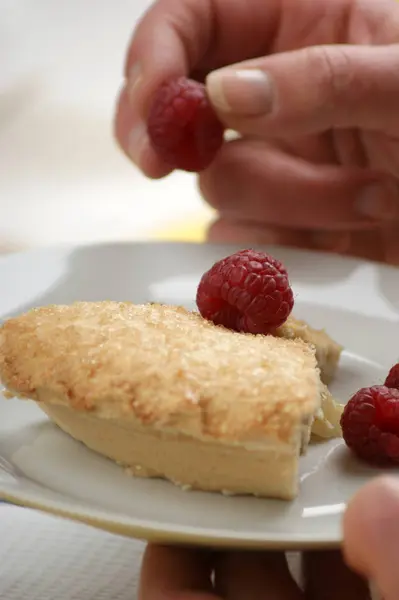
[115,0,399,263]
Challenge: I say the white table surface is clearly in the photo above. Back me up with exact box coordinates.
[0,503,145,600]
[1,503,379,600]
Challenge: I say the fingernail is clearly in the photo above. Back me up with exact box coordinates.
[357,184,398,220]
[128,121,147,166]
[127,63,142,103]
[207,68,274,116]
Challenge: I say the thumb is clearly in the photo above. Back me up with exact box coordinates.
[206,44,399,137]
[343,476,399,600]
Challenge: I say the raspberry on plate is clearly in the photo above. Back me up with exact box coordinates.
[196,249,294,334]
[385,363,399,390]
[340,385,399,464]
[147,77,225,172]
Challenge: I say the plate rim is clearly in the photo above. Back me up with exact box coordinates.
[1,240,397,548]
[0,490,341,550]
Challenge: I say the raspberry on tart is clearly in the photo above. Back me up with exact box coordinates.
[385,363,399,390]
[196,249,294,334]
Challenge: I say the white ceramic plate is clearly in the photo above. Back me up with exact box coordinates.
[1,242,398,550]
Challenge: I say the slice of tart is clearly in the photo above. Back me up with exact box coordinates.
[0,301,340,500]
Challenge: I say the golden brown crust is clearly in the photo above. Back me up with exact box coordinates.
[0,301,321,445]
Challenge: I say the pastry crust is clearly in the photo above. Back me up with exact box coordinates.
[0,301,339,500]
[276,316,342,384]
[0,302,321,445]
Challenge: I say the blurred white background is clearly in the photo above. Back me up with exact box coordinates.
[0,0,212,251]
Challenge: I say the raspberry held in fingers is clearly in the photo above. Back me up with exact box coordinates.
[196,249,294,334]
[385,363,399,390]
[147,77,225,172]
[341,386,399,464]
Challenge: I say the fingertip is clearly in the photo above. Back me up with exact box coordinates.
[114,85,172,179]
[344,475,399,537]
[114,85,131,148]
[343,476,399,591]
[139,137,174,179]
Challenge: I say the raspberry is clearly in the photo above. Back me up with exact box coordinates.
[385,363,399,390]
[340,385,399,464]
[147,77,225,172]
[196,249,294,334]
